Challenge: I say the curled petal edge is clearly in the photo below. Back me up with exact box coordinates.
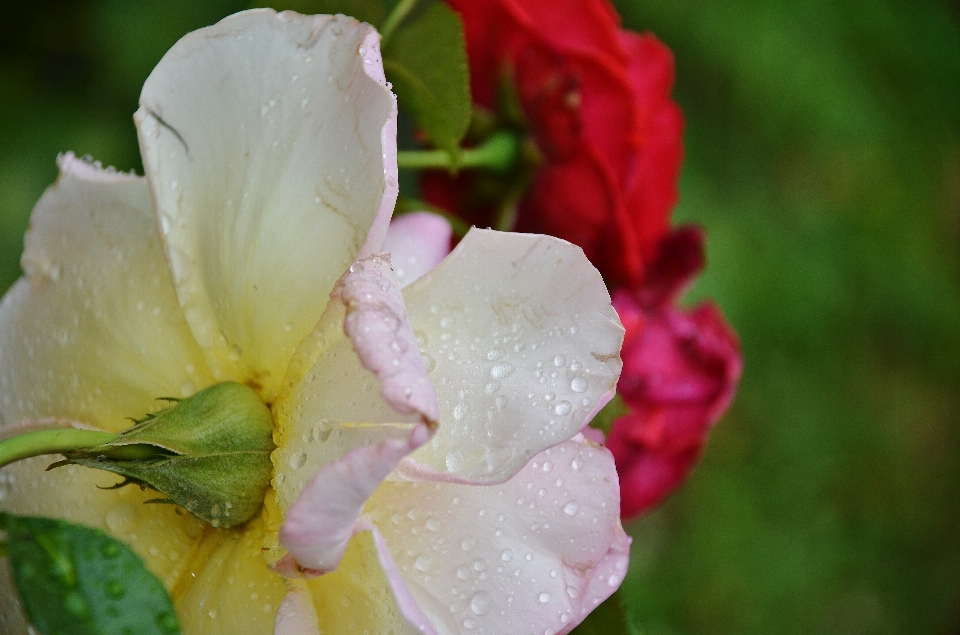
[275,424,431,577]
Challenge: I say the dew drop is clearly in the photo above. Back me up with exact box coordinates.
[553,355,566,367]
[414,554,433,572]
[426,517,441,532]
[563,501,581,516]
[461,537,476,551]
[554,400,572,416]
[469,592,491,615]
[105,503,141,533]
[570,377,589,393]
[288,452,307,470]
[539,592,551,604]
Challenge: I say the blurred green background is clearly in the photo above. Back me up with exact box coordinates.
[1,1,958,634]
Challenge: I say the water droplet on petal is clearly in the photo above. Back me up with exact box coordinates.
[539,592,551,604]
[288,452,307,469]
[570,377,589,392]
[563,502,580,516]
[470,592,491,615]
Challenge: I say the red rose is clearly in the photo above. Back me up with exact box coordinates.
[605,228,743,519]
[431,0,683,287]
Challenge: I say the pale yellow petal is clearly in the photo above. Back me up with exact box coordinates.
[136,10,397,400]
[0,153,214,432]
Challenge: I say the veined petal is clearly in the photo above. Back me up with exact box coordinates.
[402,229,623,483]
[136,10,398,400]
[382,212,453,288]
[273,254,438,512]
[365,437,629,635]
[0,153,214,431]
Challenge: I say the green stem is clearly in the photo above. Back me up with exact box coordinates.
[397,131,520,173]
[0,429,119,469]
[379,0,420,47]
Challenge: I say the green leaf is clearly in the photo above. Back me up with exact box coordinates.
[0,513,180,635]
[383,3,471,157]
[568,591,641,635]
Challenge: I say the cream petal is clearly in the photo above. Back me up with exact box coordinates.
[136,10,398,399]
[173,517,287,635]
[365,438,629,635]
[306,531,420,634]
[0,153,213,431]
[272,254,438,512]
[382,212,453,288]
[402,229,624,482]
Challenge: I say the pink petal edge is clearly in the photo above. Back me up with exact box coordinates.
[276,424,431,577]
[369,526,441,635]
[274,587,320,635]
[356,30,399,259]
[339,253,440,422]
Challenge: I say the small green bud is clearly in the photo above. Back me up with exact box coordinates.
[60,382,275,529]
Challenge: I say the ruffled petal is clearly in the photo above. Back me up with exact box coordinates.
[365,437,629,635]
[272,254,439,513]
[0,153,214,431]
[401,229,623,483]
[276,424,429,576]
[136,9,397,400]
[382,212,453,288]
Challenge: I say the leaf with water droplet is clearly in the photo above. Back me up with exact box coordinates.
[0,512,181,635]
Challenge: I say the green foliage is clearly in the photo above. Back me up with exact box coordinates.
[382,3,471,157]
[0,513,180,635]
[569,592,641,635]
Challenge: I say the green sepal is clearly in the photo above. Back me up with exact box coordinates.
[0,513,181,635]
[383,3,471,159]
[60,382,274,528]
